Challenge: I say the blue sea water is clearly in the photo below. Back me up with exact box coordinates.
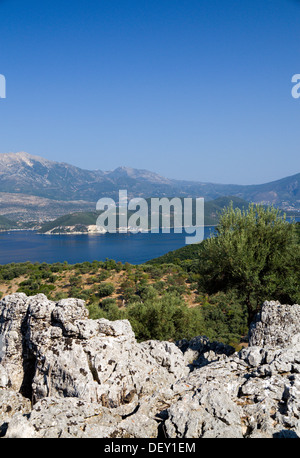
[0,227,217,265]
[0,217,298,266]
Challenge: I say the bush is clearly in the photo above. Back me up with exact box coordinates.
[200,290,248,344]
[126,292,202,342]
[97,271,111,281]
[136,285,158,301]
[98,282,115,298]
[69,275,82,287]
[104,259,117,270]
[87,301,124,321]
[100,297,117,311]
[198,203,300,323]
[152,281,165,293]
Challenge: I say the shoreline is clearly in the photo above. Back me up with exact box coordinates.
[1,225,217,235]
[1,216,299,235]
[39,224,217,235]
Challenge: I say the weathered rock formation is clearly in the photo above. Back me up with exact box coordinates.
[0,294,300,438]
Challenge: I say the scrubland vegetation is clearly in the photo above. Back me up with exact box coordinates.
[0,205,299,349]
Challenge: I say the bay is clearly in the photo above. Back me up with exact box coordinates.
[0,227,216,265]
[0,216,298,266]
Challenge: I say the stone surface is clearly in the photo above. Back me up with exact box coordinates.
[1,293,300,438]
[248,300,300,348]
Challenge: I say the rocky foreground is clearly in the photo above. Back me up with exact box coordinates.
[0,293,300,438]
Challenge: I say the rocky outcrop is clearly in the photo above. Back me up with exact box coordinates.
[248,301,300,348]
[0,294,300,438]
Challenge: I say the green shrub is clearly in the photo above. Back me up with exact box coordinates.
[100,297,117,311]
[69,275,82,287]
[87,301,124,321]
[98,282,115,298]
[97,271,111,281]
[199,290,248,344]
[126,292,202,342]
[198,203,300,323]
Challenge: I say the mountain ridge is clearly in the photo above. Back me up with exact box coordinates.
[0,152,299,215]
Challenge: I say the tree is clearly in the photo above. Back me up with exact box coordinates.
[126,292,198,341]
[98,282,115,298]
[198,203,300,324]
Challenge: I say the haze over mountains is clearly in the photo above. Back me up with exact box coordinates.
[0,152,299,222]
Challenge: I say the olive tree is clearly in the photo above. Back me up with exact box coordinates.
[198,203,300,324]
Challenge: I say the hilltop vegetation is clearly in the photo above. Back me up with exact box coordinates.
[197,205,300,324]
[0,215,17,231]
[0,206,299,348]
[37,195,250,233]
[148,220,300,266]
[0,258,248,347]
[203,196,249,225]
[38,212,99,233]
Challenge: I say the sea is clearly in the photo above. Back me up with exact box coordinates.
[0,227,217,265]
[0,217,299,266]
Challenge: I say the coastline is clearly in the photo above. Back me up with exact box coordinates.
[1,216,299,236]
[40,225,216,235]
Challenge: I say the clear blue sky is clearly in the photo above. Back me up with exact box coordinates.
[0,0,299,184]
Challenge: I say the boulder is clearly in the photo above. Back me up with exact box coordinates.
[249,300,300,348]
[1,294,300,438]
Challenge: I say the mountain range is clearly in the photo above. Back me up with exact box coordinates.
[0,152,299,222]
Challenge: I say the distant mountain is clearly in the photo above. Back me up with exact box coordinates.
[0,191,95,223]
[0,152,175,202]
[0,153,299,221]
[0,152,105,201]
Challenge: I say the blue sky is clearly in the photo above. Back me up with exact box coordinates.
[0,0,299,184]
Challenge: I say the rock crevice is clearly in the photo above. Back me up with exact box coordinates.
[1,293,300,438]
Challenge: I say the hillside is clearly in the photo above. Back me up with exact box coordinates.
[38,211,99,234]
[0,152,175,202]
[0,215,17,230]
[0,191,95,223]
[148,221,300,265]
[37,196,251,233]
[0,258,248,348]
[203,195,249,225]
[0,219,299,346]
[146,241,204,265]
[0,153,299,221]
